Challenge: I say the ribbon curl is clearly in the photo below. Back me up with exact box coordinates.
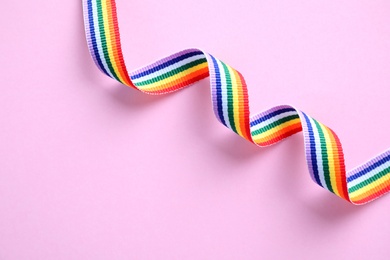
[83,0,390,204]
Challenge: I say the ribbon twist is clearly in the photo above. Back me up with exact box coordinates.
[83,0,390,204]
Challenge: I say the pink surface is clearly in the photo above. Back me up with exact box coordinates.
[1,0,390,259]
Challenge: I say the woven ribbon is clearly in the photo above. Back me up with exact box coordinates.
[83,0,390,204]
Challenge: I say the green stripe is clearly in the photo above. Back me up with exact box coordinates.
[348,165,390,193]
[134,58,207,87]
[251,115,299,136]
[221,62,237,134]
[313,120,334,193]
[96,0,120,82]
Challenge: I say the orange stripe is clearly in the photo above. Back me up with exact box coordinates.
[328,128,349,201]
[231,69,249,141]
[351,177,390,204]
[235,70,252,141]
[107,0,135,88]
[324,127,348,200]
[106,0,125,83]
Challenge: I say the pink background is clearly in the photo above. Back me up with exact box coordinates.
[1,0,390,259]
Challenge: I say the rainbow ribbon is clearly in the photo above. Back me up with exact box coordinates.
[83,0,390,204]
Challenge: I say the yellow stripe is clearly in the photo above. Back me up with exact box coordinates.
[252,118,301,142]
[101,0,125,83]
[349,173,390,198]
[228,65,243,137]
[135,63,208,90]
[320,122,339,196]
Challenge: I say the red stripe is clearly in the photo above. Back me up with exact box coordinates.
[236,71,252,142]
[352,182,390,204]
[109,0,136,88]
[328,128,349,201]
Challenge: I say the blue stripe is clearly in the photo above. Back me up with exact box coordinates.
[302,113,322,187]
[210,55,226,126]
[87,0,109,76]
[347,154,390,182]
[250,108,296,127]
[130,51,204,80]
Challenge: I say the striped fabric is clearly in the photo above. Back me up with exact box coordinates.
[82,0,390,205]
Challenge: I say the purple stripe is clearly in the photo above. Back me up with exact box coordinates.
[296,110,317,183]
[83,1,97,64]
[203,53,220,122]
[83,0,109,75]
[347,149,390,180]
[129,48,201,77]
[249,105,295,126]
